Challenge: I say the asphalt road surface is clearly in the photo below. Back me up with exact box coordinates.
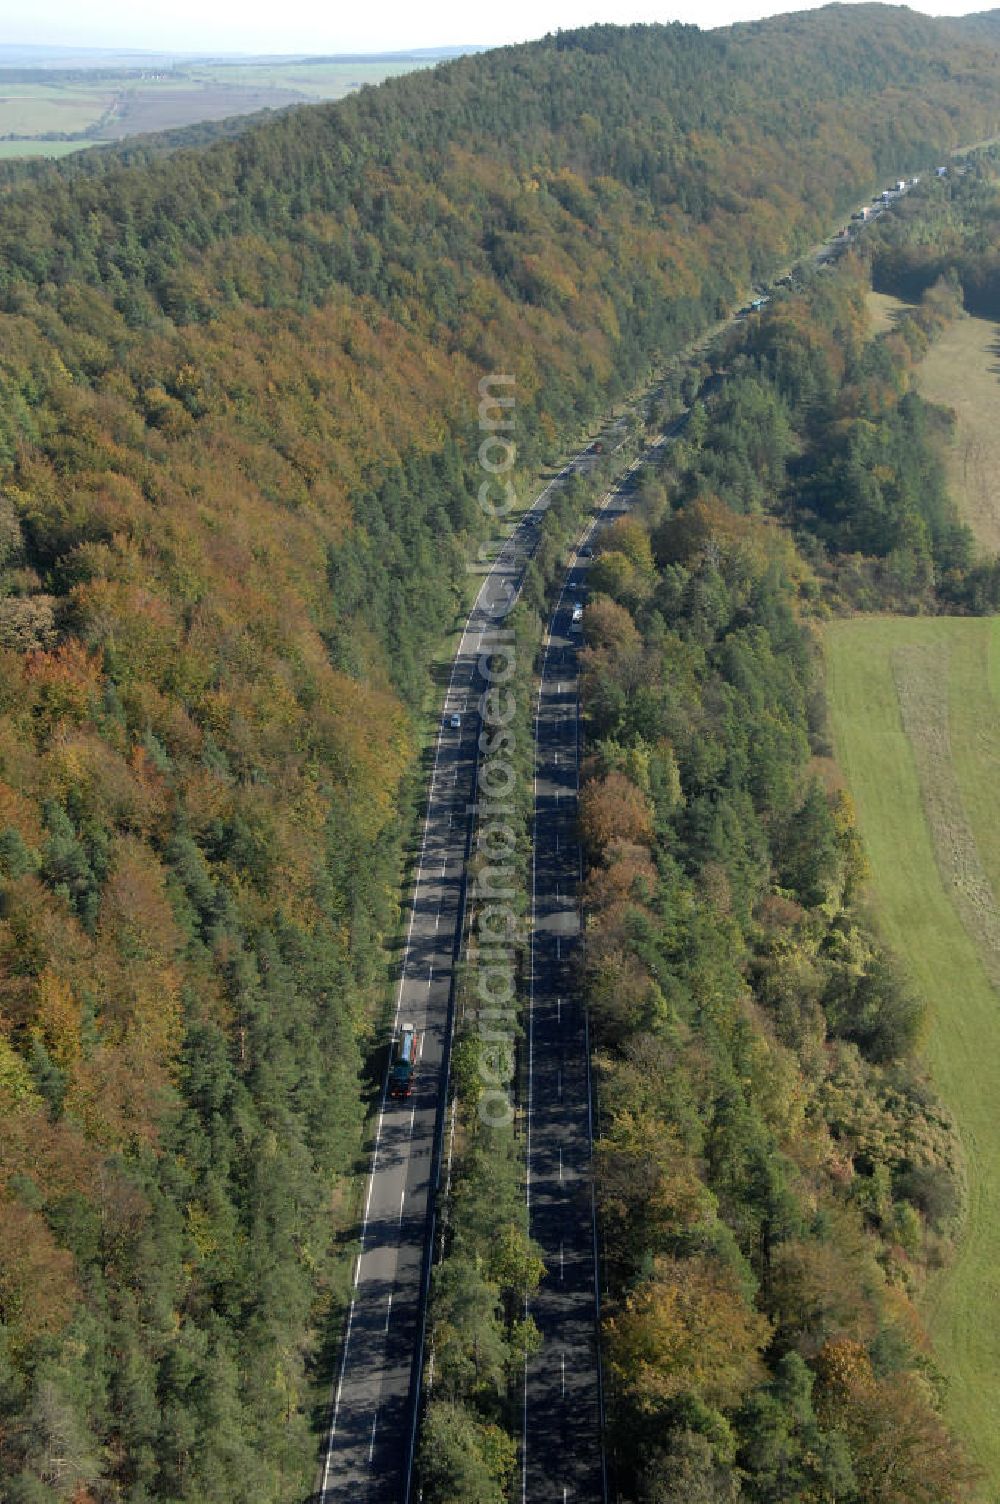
[522,441,670,1503]
[318,442,611,1504]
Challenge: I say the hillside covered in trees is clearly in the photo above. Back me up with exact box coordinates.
[3,8,1000,1498]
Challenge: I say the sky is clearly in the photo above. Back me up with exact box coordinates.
[0,0,986,56]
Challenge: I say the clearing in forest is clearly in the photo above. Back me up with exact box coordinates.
[867,288,908,335]
[915,311,1000,555]
[867,289,1000,554]
[825,615,1000,1493]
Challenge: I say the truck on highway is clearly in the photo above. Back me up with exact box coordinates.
[390,1024,421,1099]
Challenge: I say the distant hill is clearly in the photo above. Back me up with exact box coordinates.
[0,42,481,68]
[4,8,1000,1498]
[0,43,206,67]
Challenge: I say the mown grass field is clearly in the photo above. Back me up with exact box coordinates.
[867,289,1000,554]
[916,312,1000,556]
[826,615,1000,1493]
[867,288,908,335]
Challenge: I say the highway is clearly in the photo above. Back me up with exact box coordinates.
[318,441,610,1504]
[318,161,948,1502]
[522,437,675,1503]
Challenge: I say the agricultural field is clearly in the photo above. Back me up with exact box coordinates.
[183,58,427,98]
[100,82,313,139]
[0,138,86,159]
[0,80,117,136]
[826,615,1000,1492]
[0,55,439,159]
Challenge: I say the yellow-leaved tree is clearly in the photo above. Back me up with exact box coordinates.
[609,1253,770,1415]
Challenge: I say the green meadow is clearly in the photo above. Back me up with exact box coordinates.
[826,615,1000,1492]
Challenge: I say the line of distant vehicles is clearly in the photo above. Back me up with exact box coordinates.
[845,173,922,231]
[838,163,965,239]
[735,163,961,318]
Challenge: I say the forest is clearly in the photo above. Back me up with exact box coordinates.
[574,257,991,1503]
[422,234,999,1499]
[3,7,1000,1499]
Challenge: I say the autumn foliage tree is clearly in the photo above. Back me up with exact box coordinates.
[815,1339,978,1503]
[579,771,654,856]
[610,1254,770,1417]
